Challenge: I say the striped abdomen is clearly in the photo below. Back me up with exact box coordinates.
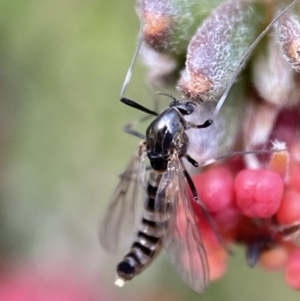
[116,171,165,281]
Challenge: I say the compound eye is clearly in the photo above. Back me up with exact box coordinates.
[178,102,195,115]
[186,102,196,115]
[186,101,196,107]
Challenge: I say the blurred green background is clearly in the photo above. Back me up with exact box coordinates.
[0,0,299,300]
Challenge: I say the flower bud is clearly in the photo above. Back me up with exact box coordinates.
[252,34,300,107]
[178,0,263,102]
[137,0,222,55]
[276,11,300,72]
[136,0,223,86]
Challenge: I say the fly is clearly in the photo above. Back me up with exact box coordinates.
[100,98,214,293]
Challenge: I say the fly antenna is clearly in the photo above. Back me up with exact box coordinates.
[119,1,145,100]
[214,0,300,117]
[156,92,178,103]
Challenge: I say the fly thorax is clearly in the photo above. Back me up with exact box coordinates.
[146,107,187,171]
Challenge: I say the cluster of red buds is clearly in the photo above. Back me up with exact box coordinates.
[192,141,300,290]
[136,0,300,291]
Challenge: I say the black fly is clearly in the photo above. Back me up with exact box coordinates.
[100,96,213,293]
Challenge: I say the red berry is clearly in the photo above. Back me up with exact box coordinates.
[207,248,227,281]
[213,207,241,237]
[285,249,300,290]
[259,246,288,270]
[193,166,234,213]
[234,169,284,218]
[276,190,300,225]
[199,220,222,253]
[288,164,300,193]
[290,143,300,163]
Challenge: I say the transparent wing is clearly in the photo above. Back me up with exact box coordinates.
[99,142,147,253]
[155,157,209,293]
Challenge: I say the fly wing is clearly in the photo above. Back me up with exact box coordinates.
[99,142,147,253]
[155,158,210,293]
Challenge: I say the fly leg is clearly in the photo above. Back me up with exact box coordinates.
[184,155,232,255]
[123,114,152,139]
[122,91,161,139]
[121,97,158,116]
[186,143,287,169]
